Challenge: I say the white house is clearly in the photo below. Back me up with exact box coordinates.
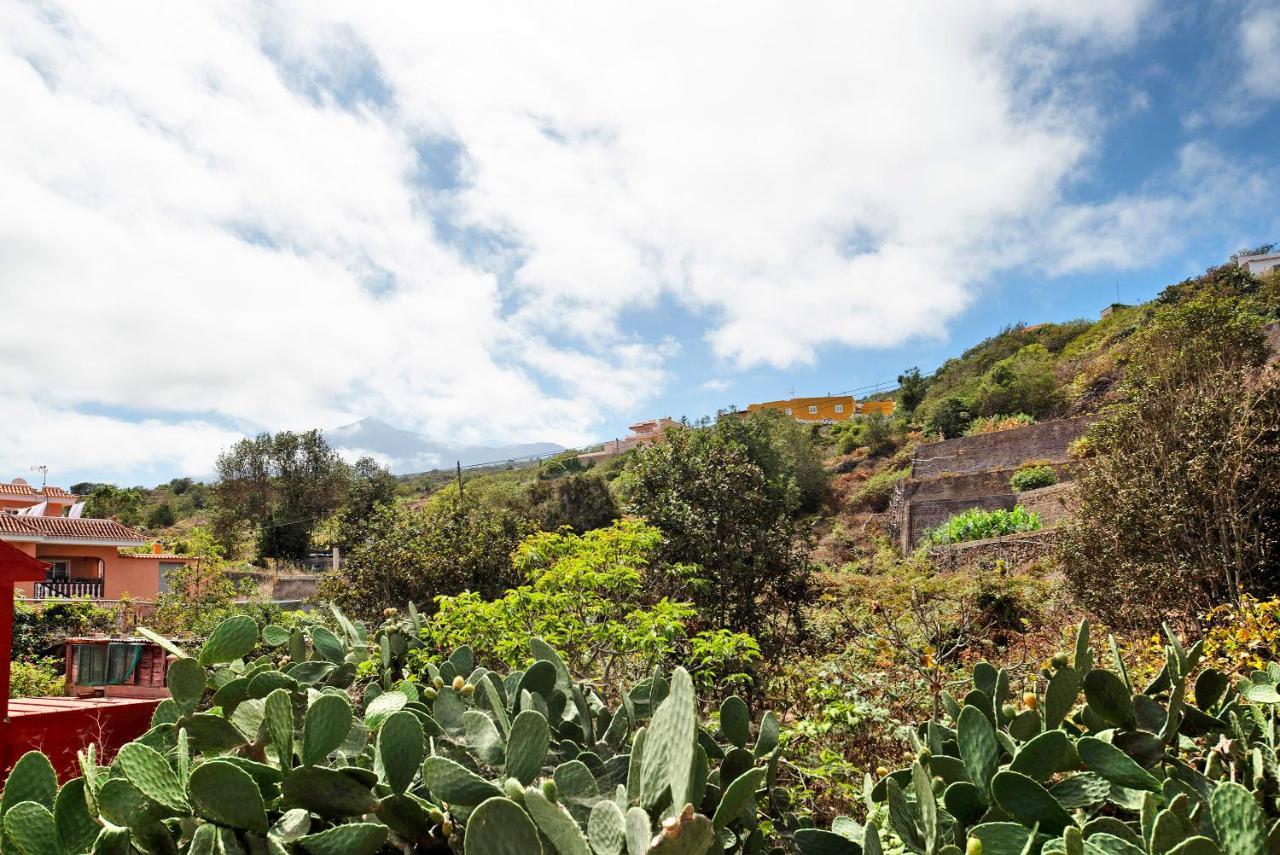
[1237,249,1280,278]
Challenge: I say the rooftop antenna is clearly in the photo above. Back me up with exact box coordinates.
[30,465,47,490]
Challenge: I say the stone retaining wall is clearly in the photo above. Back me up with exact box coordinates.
[928,528,1059,572]
[911,416,1090,480]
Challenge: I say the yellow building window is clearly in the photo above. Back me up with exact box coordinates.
[808,405,818,414]
[834,404,844,413]
[784,408,792,415]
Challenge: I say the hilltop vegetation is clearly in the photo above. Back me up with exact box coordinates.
[26,258,1280,852]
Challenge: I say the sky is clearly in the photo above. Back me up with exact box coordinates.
[1,1,1278,487]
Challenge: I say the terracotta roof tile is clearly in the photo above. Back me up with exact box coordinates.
[14,516,145,542]
[0,482,37,496]
[41,486,74,498]
[118,553,196,561]
[0,515,38,535]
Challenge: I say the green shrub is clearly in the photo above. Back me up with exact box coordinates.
[922,505,1041,545]
[1009,464,1058,492]
[964,412,1035,436]
[850,467,909,512]
[8,657,63,698]
[797,620,1280,855]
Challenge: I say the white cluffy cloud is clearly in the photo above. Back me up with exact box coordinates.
[0,1,1170,478]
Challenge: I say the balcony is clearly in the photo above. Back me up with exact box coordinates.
[33,578,104,599]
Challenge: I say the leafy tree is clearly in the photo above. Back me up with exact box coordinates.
[972,343,1059,418]
[146,501,177,529]
[1061,296,1280,624]
[319,493,532,620]
[523,473,620,533]
[83,484,145,526]
[420,520,759,692]
[213,429,350,560]
[150,527,277,636]
[897,366,927,414]
[925,397,973,439]
[617,425,812,647]
[333,455,399,549]
[713,408,827,514]
[168,477,194,495]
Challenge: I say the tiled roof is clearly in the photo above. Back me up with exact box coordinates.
[0,515,145,542]
[41,486,74,498]
[0,482,37,496]
[119,553,197,561]
[0,514,38,534]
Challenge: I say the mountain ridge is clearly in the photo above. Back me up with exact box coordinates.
[327,417,564,474]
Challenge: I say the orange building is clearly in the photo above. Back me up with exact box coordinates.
[0,479,196,602]
[746,395,895,422]
[577,417,679,464]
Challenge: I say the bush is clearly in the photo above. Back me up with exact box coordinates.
[418,520,760,693]
[1009,463,1057,492]
[922,505,1041,545]
[0,611,786,854]
[12,599,117,660]
[1060,295,1280,624]
[8,657,63,698]
[925,397,973,439]
[849,467,909,512]
[964,412,1035,436]
[800,621,1280,855]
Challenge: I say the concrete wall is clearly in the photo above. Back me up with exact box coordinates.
[911,416,1090,480]
[1015,482,1079,528]
[928,529,1059,573]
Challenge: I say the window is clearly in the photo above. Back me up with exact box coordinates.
[784,408,792,415]
[808,405,818,414]
[835,404,844,413]
[48,561,69,580]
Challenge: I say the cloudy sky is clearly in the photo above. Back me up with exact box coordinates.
[1,1,1278,486]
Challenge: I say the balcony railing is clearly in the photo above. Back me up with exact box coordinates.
[33,578,104,599]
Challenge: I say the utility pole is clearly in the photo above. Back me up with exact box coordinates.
[455,461,464,500]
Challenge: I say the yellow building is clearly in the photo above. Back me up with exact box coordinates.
[745,395,894,422]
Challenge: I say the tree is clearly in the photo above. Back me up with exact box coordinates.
[897,366,927,414]
[318,493,532,620]
[333,456,399,549]
[213,430,350,561]
[713,408,827,514]
[617,426,812,648]
[146,501,177,529]
[84,485,145,526]
[523,473,620,534]
[1060,296,1280,624]
[926,397,973,439]
[972,343,1059,418]
[150,526,277,636]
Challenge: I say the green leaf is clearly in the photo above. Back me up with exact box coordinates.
[466,797,543,854]
[189,760,269,833]
[264,687,295,769]
[1045,667,1081,730]
[958,705,1000,796]
[523,785,591,855]
[1048,773,1110,810]
[281,766,379,817]
[640,667,697,810]
[261,624,290,646]
[296,823,388,855]
[116,743,190,813]
[712,767,765,830]
[1009,730,1080,782]
[136,626,188,660]
[463,710,505,766]
[422,756,502,806]
[719,696,751,748]
[754,711,780,758]
[1210,781,1267,855]
[1077,737,1161,792]
[3,801,59,855]
[1,752,57,815]
[1084,671,1137,730]
[166,657,207,715]
[303,694,353,766]
[991,771,1073,834]
[506,710,551,786]
[379,711,425,795]
[308,626,346,664]
[587,799,626,855]
[54,779,99,855]
[793,828,863,855]
[198,615,258,665]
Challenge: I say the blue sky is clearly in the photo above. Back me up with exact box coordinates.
[1,1,1278,487]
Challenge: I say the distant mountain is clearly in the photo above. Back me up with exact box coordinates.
[328,417,564,474]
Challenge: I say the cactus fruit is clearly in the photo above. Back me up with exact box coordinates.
[1051,652,1069,669]
[966,837,982,855]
